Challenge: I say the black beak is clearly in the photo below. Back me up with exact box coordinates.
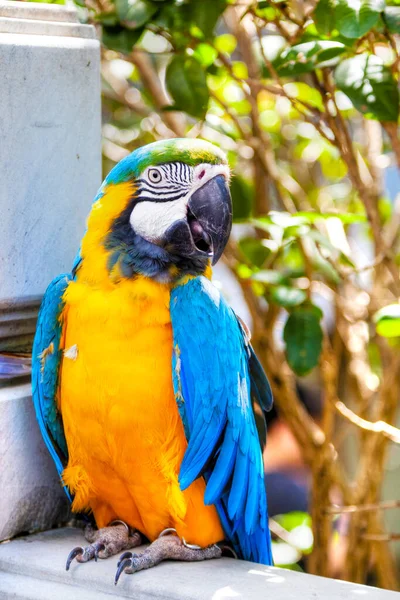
[163,175,232,266]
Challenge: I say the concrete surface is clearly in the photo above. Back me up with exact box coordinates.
[0,385,69,541]
[0,0,101,303]
[0,1,81,24]
[0,528,397,600]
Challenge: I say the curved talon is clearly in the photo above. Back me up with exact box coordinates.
[158,527,178,538]
[117,551,133,566]
[108,519,130,535]
[94,543,105,562]
[114,557,133,585]
[219,544,238,559]
[182,538,202,550]
[66,546,84,571]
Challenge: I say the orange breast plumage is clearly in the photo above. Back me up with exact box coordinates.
[59,275,223,547]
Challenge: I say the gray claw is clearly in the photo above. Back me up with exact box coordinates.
[158,527,178,538]
[66,546,84,571]
[115,557,133,585]
[182,538,202,550]
[117,551,133,567]
[218,544,238,559]
[94,543,105,562]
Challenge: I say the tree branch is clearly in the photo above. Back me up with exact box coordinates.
[128,50,185,137]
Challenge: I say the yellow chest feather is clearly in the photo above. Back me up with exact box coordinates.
[60,276,174,439]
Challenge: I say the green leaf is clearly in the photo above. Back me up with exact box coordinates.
[334,54,399,122]
[251,270,287,285]
[115,0,158,28]
[239,238,270,268]
[269,212,309,228]
[271,541,302,567]
[308,229,340,254]
[338,252,356,268]
[230,175,253,221]
[314,0,338,34]
[237,264,253,279]
[271,286,307,307]
[281,244,306,277]
[166,55,209,119]
[251,218,284,247]
[102,25,144,52]
[273,41,347,76]
[284,304,323,376]
[283,224,311,239]
[193,43,218,67]
[307,229,349,278]
[312,253,341,283]
[255,4,278,19]
[214,33,237,55]
[283,82,324,111]
[293,211,366,224]
[275,511,312,531]
[335,0,385,38]
[373,304,400,337]
[95,12,119,26]
[158,0,226,39]
[190,0,227,38]
[383,6,400,31]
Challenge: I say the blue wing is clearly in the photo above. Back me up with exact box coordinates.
[170,276,273,565]
[32,274,72,502]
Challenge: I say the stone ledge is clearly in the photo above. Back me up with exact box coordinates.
[0,528,397,600]
[0,1,96,39]
[0,1,79,23]
[0,16,96,39]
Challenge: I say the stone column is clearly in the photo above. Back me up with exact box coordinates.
[0,1,101,541]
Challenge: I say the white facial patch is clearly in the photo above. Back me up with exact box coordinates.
[130,196,188,242]
[130,162,230,244]
[191,163,230,194]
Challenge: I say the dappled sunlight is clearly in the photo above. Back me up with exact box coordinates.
[211,585,241,599]
[248,568,286,584]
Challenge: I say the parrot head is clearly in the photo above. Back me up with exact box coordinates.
[80,139,232,284]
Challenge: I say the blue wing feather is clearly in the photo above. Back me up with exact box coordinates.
[170,276,273,565]
[248,344,273,413]
[235,315,273,450]
[31,274,72,502]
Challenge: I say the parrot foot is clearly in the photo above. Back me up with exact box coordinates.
[114,529,222,584]
[66,521,142,571]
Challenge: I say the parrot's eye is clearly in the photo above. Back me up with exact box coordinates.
[148,169,162,184]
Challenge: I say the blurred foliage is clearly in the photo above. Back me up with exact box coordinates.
[86,0,400,586]
[374,303,400,336]
[32,0,400,588]
[271,511,313,570]
[71,0,400,375]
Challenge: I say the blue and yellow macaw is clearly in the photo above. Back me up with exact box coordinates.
[32,139,273,582]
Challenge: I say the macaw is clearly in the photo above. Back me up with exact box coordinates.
[32,138,273,583]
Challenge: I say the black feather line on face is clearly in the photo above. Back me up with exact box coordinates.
[135,162,193,203]
[104,194,208,283]
[136,190,188,203]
